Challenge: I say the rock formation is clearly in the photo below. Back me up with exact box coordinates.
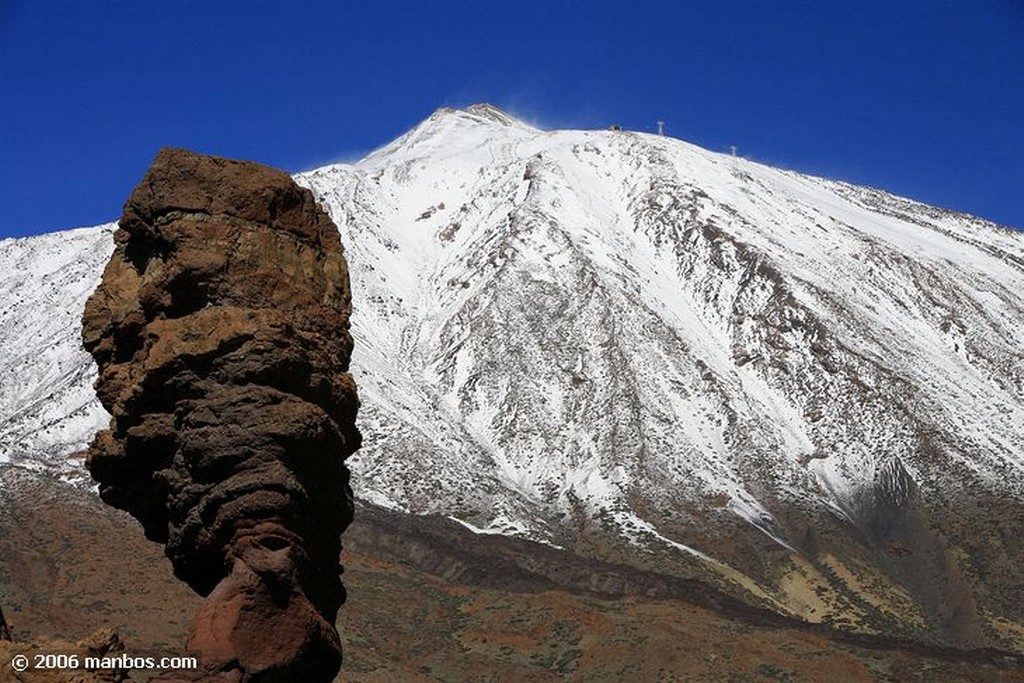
[82,148,360,681]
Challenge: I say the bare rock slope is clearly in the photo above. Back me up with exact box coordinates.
[81,148,360,681]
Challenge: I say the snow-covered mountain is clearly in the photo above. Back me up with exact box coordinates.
[0,226,112,475]
[2,104,1022,649]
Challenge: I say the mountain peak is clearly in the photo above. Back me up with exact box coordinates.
[430,103,532,129]
[463,103,522,125]
[361,103,537,166]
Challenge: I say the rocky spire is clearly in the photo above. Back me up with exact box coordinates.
[82,148,360,681]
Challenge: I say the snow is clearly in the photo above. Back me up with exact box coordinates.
[2,105,1023,569]
[0,224,115,476]
[307,107,1024,550]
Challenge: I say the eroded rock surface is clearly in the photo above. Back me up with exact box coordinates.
[82,148,359,681]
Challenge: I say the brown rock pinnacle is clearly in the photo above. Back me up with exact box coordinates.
[82,148,360,682]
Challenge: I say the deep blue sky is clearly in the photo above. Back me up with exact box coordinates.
[2,1,1022,237]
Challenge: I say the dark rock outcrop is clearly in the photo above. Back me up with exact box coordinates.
[82,148,360,681]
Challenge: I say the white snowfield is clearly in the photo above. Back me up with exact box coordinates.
[2,104,1023,561]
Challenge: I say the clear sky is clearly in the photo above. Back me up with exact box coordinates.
[2,1,1022,237]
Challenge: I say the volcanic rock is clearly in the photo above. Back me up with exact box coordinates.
[82,148,360,681]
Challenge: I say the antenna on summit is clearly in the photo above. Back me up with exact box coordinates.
[657,120,665,136]
[730,145,737,157]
